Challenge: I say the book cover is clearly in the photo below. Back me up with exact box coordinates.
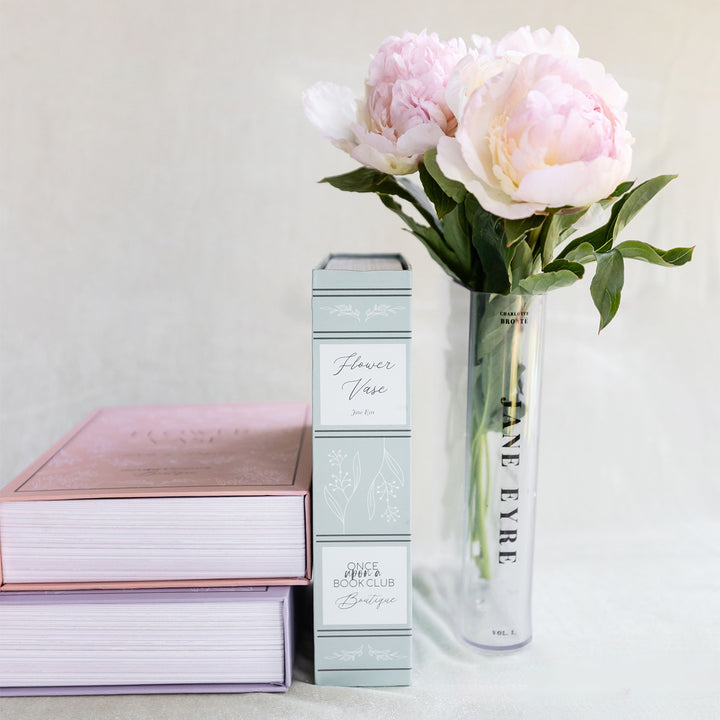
[311,254,412,687]
[0,402,311,590]
[0,585,294,695]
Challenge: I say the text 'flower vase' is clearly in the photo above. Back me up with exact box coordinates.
[460,290,546,651]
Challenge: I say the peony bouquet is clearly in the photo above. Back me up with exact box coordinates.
[303,26,693,331]
[304,28,695,607]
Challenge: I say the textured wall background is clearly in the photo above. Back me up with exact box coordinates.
[1,0,718,564]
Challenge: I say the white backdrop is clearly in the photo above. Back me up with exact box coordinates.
[1,1,718,717]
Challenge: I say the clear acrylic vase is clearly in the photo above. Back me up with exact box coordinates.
[460,291,546,650]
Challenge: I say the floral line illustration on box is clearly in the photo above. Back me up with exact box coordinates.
[367,441,405,523]
[368,645,405,661]
[321,303,406,323]
[324,441,405,531]
[324,449,361,533]
[324,644,406,663]
[325,646,364,662]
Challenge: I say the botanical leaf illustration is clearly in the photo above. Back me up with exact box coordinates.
[368,644,404,662]
[365,304,405,320]
[323,303,406,323]
[325,645,364,662]
[323,304,361,321]
[367,475,376,520]
[323,486,344,525]
[352,451,361,494]
[383,448,405,487]
[325,449,361,533]
[367,441,403,523]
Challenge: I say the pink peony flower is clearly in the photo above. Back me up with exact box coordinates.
[446,25,580,123]
[489,24,580,59]
[303,31,466,175]
[437,51,633,219]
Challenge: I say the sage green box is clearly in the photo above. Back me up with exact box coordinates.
[312,254,412,687]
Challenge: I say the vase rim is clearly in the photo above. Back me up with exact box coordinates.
[452,280,545,298]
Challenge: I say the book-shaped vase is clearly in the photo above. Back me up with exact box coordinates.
[312,254,412,687]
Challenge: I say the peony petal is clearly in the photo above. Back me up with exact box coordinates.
[350,143,419,175]
[472,179,547,219]
[351,125,421,173]
[456,66,519,185]
[516,153,632,208]
[395,123,445,156]
[306,31,468,175]
[351,124,396,154]
[302,82,359,152]
[445,53,508,121]
[494,25,580,59]
[445,53,479,120]
[437,136,543,218]
[547,25,581,57]
[470,34,493,54]
[436,135,479,188]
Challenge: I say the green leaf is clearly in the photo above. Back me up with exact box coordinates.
[469,293,536,434]
[539,214,562,267]
[472,294,517,361]
[554,207,589,242]
[609,175,677,244]
[600,180,636,206]
[564,241,597,264]
[461,194,488,291]
[321,166,392,193]
[471,206,511,294]
[442,204,473,271]
[590,249,625,332]
[418,162,456,219]
[536,209,588,268]
[377,194,465,285]
[556,175,676,263]
[557,225,612,260]
[614,241,694,267]
[463,193,481,226]
[510,240,533,290]
[504,215,545,247]
[423,148,467,203]
[517,269,582,294]
[542,258,585,279]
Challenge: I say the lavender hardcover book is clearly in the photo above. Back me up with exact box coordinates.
[0,585,294,695]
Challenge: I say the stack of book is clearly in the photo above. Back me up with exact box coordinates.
[0,402,312,695]
[1,253,413,694]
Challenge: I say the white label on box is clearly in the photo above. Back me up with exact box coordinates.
[319,343,407,426]
[321,545,408,626]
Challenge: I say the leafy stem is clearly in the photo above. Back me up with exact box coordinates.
[465,293,531,580]
[318,158,692,332]
[469,428,492,579]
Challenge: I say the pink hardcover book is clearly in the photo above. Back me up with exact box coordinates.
[0,403,312,591]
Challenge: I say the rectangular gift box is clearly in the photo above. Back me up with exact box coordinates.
[311,254,412,686]
[0,585,294,695]
[0,402,312,590]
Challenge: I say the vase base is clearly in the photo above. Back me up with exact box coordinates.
[460,634,532,653]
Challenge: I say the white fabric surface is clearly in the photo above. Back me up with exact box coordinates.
[3,536,718,718]
[1,1,718,717]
